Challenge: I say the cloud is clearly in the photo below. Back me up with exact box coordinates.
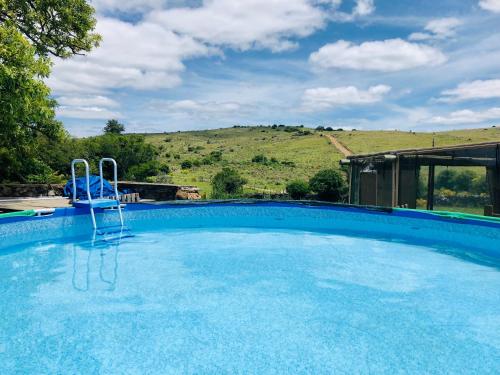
[150,99,242,118]
[409,17,462,41]
[147,0,335,52]
[90,0,167,13]
[353,0,375,16]
[48,17,214,94]
[479,0,500,13]
[56,95,120,108]
[301,84,391,111]
[427,107,500,125]
[57,106,123,120]
[439,79,500,102]
[309,39,446,72]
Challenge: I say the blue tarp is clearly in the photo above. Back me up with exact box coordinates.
[64,175,117,199]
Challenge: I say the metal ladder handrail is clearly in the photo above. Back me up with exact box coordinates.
[99,157,123,226]
[71,159,97,228]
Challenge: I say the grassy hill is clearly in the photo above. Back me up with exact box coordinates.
[144,126,500,196]
[145,126,342,195]
[335,127,500,154]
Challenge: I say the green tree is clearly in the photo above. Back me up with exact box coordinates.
[211,168,247,199]
[0,0,100,182]
[104,119,125,135]
[286,180,310,200]
[0,0,100,57]
[309,169,346,202]
[436,169,457,190]
[454,170,476,192]
[0,25,64,182]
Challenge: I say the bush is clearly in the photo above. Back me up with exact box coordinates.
[125,161,160,181]
[211,168,247,198]
[252,154,268,164]
[309,169,346,202]
[286,180,310,200]
[181,160,193,169]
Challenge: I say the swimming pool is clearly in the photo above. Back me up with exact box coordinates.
[1,202,499,374]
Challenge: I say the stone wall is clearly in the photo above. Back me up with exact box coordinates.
[0,182,200,201]
[0,184,64,198]
[118,182,201,201]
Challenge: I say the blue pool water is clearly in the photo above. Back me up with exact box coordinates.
[1,203,500,374]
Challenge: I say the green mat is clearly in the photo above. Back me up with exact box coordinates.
[0,210,36,219]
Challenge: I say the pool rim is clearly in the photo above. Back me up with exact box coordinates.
[1,199,499,230]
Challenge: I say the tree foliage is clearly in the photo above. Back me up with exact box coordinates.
[0,0,100,182]
[0,25,64,181]
[104,119,125,135]
[0,0,100,58]
[309,169,346,202]
[286,180,310,200]
[211,168,247,199]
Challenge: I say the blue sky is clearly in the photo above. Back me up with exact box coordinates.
[48,0,500,135]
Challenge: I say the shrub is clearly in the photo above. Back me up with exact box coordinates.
[211,168,247,198]
[210,150,223,161]
[309,169,346,202]
[315,126,325,131]
[181,160,193,169]
[252,154,268,164]
[159,163,170,174]
[125,161,160,181]
[286,180,310,200]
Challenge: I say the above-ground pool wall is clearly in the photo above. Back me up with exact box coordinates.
[1,203,499,257]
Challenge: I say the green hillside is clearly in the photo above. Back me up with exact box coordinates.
[335,127,500,154]
[145,126,342,195]
[144,126,500,196]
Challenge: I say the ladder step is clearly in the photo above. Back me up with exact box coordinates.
[96,225,130,236]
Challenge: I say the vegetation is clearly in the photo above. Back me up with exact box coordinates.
[309,169,347,202]
[145,126,343,195]
[104,119,125,135]
[0,0,99,182]
[286,180,310,200]
[211,168,247,199]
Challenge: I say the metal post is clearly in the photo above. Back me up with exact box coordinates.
[426,164,435,211]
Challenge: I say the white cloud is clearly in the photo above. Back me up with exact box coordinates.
[57,106,123,120]
[309,39,446,72]
[147,0,333,52]
[479,0,500,13]
[48,17,214,94]
[150,99,242,118]
[301,84,391,111]
[409,18,462,41]
[353,0,375,16]
[439,79,500,102]
[56,95,120,108]
[427,107,500,125]
[90,0,167,13]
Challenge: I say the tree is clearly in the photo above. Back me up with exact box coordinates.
[436,169,457,190]
[0,25,64,182]
[104,119,125,134]
[211,168,247,199]
[0,0,100,58]
[286,180,310,200]
[0,0,100,182]
[309,169,346,202]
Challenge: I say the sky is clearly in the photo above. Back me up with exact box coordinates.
[47,0,500,135]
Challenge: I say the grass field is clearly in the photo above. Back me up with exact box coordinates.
[334,127,500,154]
[143,126,500,197]
[145,127,342,195]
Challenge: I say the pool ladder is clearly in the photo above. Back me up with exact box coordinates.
[71,158,124,230]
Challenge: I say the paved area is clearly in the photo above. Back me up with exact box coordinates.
[0,197,71,212]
